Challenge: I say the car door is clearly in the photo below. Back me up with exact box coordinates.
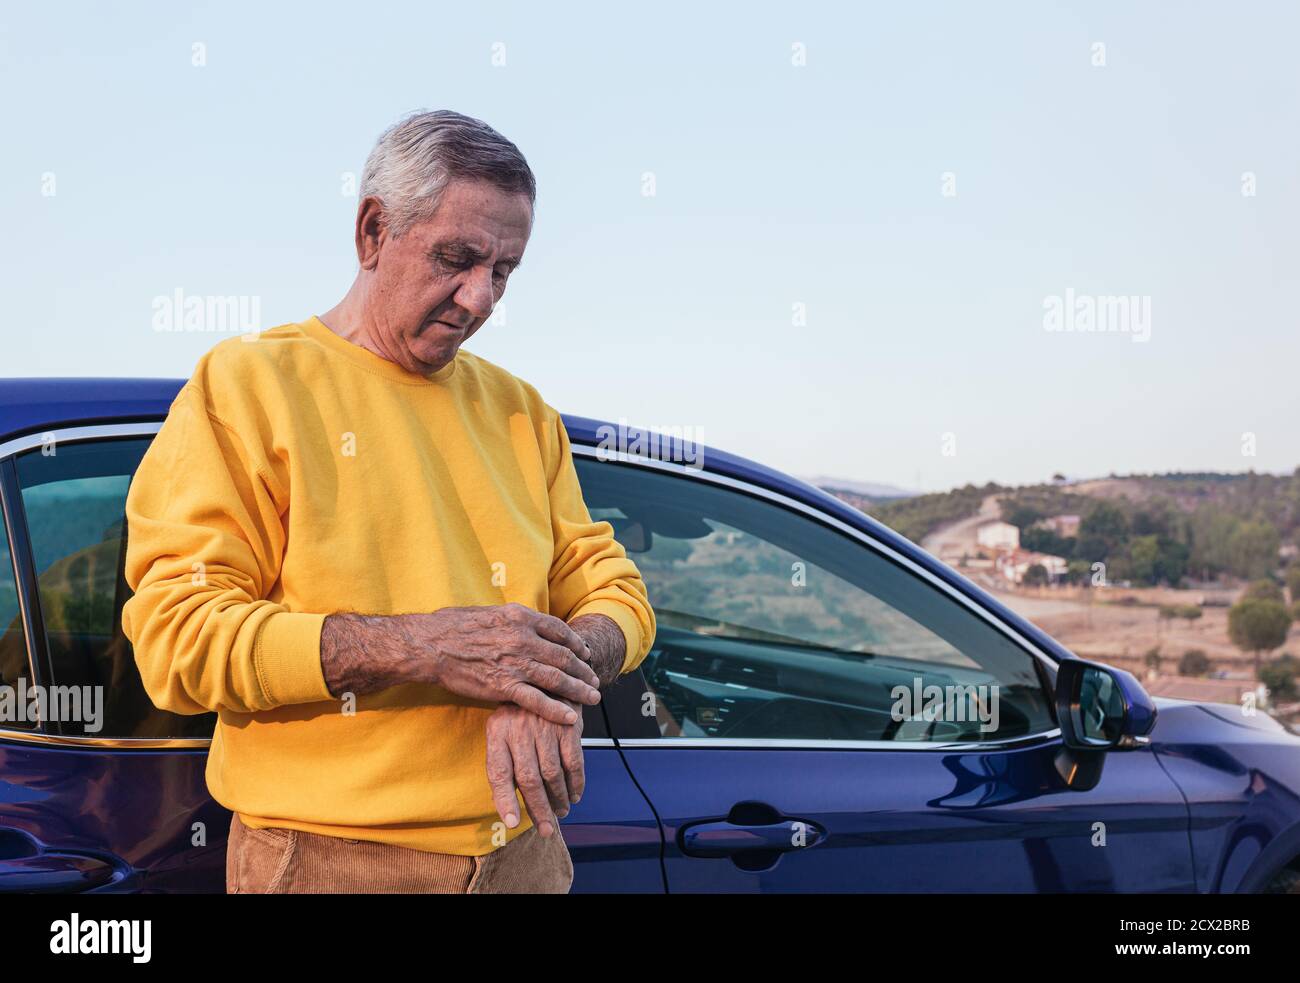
[573,448,1195,893]
[0,425,225,892]
[0,423,662,894]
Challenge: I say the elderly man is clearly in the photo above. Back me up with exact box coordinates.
[121,110,656,894]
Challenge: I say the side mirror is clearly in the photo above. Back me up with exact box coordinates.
[1056,658,1157,750]
[1052,658,1158,790]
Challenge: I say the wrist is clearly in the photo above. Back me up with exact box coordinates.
[568,613,625,689]
[397,611,443,687]
[413,611,444,686]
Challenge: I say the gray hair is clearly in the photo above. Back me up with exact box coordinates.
[360,110,536,236]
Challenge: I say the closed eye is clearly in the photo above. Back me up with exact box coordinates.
[434,252,474,271]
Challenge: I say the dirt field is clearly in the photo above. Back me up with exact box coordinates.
[985,582,1298,678]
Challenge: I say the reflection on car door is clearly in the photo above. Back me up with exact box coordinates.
[576,450,1195,893]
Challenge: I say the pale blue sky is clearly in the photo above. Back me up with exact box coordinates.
[3,1,1297,490]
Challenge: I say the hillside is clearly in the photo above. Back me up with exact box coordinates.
[827,469,1300,588]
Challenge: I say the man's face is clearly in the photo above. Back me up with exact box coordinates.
[366,178,533,374]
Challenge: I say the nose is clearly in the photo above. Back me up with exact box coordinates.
[453,266,496,320]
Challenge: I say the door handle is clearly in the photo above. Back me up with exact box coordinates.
[679,802,826,858]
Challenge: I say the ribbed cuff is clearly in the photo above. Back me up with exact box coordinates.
[254,611,333,707]
[571,600,644,675]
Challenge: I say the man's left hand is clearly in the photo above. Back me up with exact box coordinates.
[485,699,584,839]
[483,613,627,839]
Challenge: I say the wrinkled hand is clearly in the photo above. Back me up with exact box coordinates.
[423,603,600,725]
[485,699,584,839]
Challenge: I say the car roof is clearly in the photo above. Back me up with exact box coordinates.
[0,377,187,437]
[0,377,1073,666]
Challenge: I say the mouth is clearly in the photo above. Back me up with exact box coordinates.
[424,318,468,334]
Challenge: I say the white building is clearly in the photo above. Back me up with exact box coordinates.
[976,520,1020,552]
[1035,514,1081,538]
[997,550,1069,584]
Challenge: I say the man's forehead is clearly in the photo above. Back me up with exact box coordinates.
[426,183,531,228]
[420,207,531,254]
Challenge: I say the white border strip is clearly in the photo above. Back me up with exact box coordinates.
[0,421,164,459]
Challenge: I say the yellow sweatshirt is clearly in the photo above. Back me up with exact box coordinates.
[122,315,655,856]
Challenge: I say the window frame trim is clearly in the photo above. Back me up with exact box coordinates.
[570,444,1064,751]
[0,421,166,460]
[0,457,41,731]
[2,423,170,742]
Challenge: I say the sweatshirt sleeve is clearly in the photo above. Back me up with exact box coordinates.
[121,384,334,715]
[543,411,656,675]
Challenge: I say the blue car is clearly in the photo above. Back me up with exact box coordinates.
[1,377,1299,894]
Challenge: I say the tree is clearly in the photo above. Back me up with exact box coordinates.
[1243,579,1284,603]
[1227,597,1293,678]
[1022,563,1049,587]
[1022,526,1074,558]
[1190,510,1239,577]
[1190,513,1279,580]
[1132,505,1173,539]
[1077,502,1128,563]
[1158,539,1190,586]
[1229,520,1280,581]
[1179,649,1210,677]
[1287,565,1300,604]
[1129,535,1161,586]
[1260,654,1299,703]
[1005,504,1044,530]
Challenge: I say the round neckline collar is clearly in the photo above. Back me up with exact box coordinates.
[301,315,458,384]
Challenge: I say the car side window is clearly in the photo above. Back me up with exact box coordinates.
[14,437,216,739]
[0,493,32,727]
[576,457,1055,743]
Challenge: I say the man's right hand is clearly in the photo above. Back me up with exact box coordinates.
[320,603,601,725]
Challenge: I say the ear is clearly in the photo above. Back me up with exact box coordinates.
[355,196,389,270]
